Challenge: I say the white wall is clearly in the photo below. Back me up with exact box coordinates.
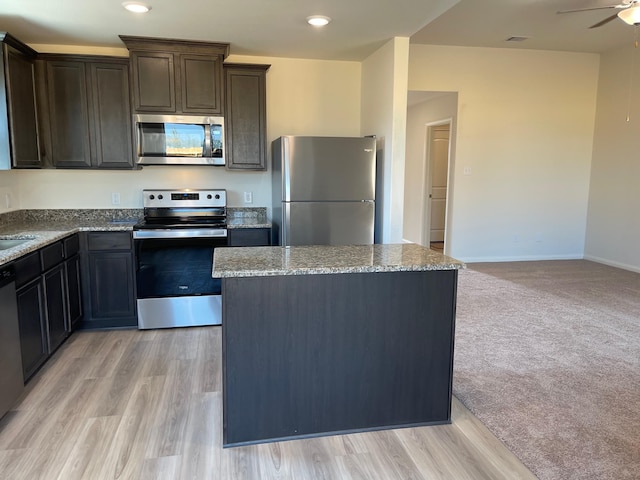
[361,37,409,244]
[403,93,457,246]
[0,170,20,213]
[584,44,640,272]
[3,45,362,211]
[409,45,600,262]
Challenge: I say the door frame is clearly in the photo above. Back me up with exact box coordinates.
[422,119,453,252]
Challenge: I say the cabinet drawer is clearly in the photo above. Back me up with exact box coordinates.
[87,232,132,251]
[40,241,64,271]
[15,251,41,288]
[64,234,80,258]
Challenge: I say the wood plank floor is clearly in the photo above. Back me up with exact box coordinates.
[0,328,537,479]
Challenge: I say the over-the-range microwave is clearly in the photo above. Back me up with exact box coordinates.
[134,114,225,166]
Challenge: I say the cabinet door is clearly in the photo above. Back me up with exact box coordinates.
[65,255,83,331]
[88,251,136,319]
[130,51,176,112]
[44,264,69,353]
[228,228,271,246]
[17,278,48,381]
[224,65,268,170]
[89,62,134,168]
[46,60,92,168]
[181,54,223,114]
[4,44,41,168]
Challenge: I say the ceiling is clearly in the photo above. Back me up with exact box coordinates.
[1,0,637,60]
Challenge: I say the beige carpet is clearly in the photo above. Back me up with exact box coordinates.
[454,260,640,480]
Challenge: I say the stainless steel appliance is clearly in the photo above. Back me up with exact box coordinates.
[271,135,376,246]
[133,189,227,329]
[0,264,24,419]
[134,115,225,166]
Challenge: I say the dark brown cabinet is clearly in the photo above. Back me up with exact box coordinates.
[224,64,269,170]
[228,228,271,246]
[16,274,47,380]
[15,234,81,381]
[80,232,137,329]
[40,55,134,169]
[0,33,41,169]
[121,36,228,115]
[64,235,83,331]
[44,264,68,352]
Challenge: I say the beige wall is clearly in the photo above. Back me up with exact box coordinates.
[361,37,409,243]
[0,170,20,213]
[585,44,640,272]
[409,45,599,261]
[403,93,457,246]
[4,47,362,211]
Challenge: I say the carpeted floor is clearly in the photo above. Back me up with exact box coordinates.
[453,260,640,480]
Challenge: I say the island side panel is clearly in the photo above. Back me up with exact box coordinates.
[222,270,457,446]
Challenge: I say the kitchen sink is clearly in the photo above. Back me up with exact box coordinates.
[0,238,32,250]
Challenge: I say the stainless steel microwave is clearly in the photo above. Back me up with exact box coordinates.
[134,114,225,166]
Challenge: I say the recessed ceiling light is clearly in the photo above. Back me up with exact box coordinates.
[307,15,331,27]
[122,2,151,13]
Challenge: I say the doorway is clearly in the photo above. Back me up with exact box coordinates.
[423,121,451,253]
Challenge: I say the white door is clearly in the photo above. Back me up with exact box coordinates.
[428,124,450,244]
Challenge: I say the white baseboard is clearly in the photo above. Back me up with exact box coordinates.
[459,253,584,264]
[583,254,640,274]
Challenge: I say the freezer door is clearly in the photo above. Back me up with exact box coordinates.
[282,136,376,202]
[283,201,375,246]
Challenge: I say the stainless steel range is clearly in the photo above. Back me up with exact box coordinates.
[133,189,227,329]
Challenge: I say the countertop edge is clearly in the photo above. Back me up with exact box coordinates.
[212,244,466,278]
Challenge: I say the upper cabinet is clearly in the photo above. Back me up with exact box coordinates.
[38,55,135,169]
[120,36,229,115]
[0,33,42,169]
[224,63,270,171]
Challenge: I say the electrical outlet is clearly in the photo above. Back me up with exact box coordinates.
[5,193,11,209]
[463,166,472,176]
[244,191,253,204]
[512,235,520,243]
[535,232,543,242]
[111,192,121,205]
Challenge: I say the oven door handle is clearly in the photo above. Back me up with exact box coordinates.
[133,229,228,239]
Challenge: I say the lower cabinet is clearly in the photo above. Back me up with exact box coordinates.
[228,228,271,246]
[65,254,83,331]
[43,264,68,353]
[16,277,47,380]
[79,232,137,329]
[15,234,81,381]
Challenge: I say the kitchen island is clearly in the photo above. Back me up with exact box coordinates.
[213,243,465,447]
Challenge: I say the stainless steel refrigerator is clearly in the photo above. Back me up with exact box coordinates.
[272,135,376,246]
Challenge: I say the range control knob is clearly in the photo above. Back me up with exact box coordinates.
[207,194,212,199]
[149,195,155,200]
[158,194,164,200]
[215,194,220,199]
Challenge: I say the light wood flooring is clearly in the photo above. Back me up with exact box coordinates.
[0,328,536,479]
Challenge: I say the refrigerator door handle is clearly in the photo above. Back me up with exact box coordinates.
[283,136,291,202]
[283,203,292,246]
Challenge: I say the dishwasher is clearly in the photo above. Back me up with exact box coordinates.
[0,264,24,420]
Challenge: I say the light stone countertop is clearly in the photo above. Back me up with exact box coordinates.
[213,243,465,278]
[0,208,271,266]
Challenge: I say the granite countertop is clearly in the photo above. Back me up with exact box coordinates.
[213,243,465,278]
[0,218,140,266]
[0,208,271,266]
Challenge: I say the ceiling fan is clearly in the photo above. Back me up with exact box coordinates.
[557,0,640,28]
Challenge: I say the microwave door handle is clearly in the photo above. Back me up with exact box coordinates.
[204,125,212,157]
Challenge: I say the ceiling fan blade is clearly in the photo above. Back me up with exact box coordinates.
[557,5,622,14]
[589,12,621,27]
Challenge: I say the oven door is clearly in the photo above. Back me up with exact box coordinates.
[133,228,227,329]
